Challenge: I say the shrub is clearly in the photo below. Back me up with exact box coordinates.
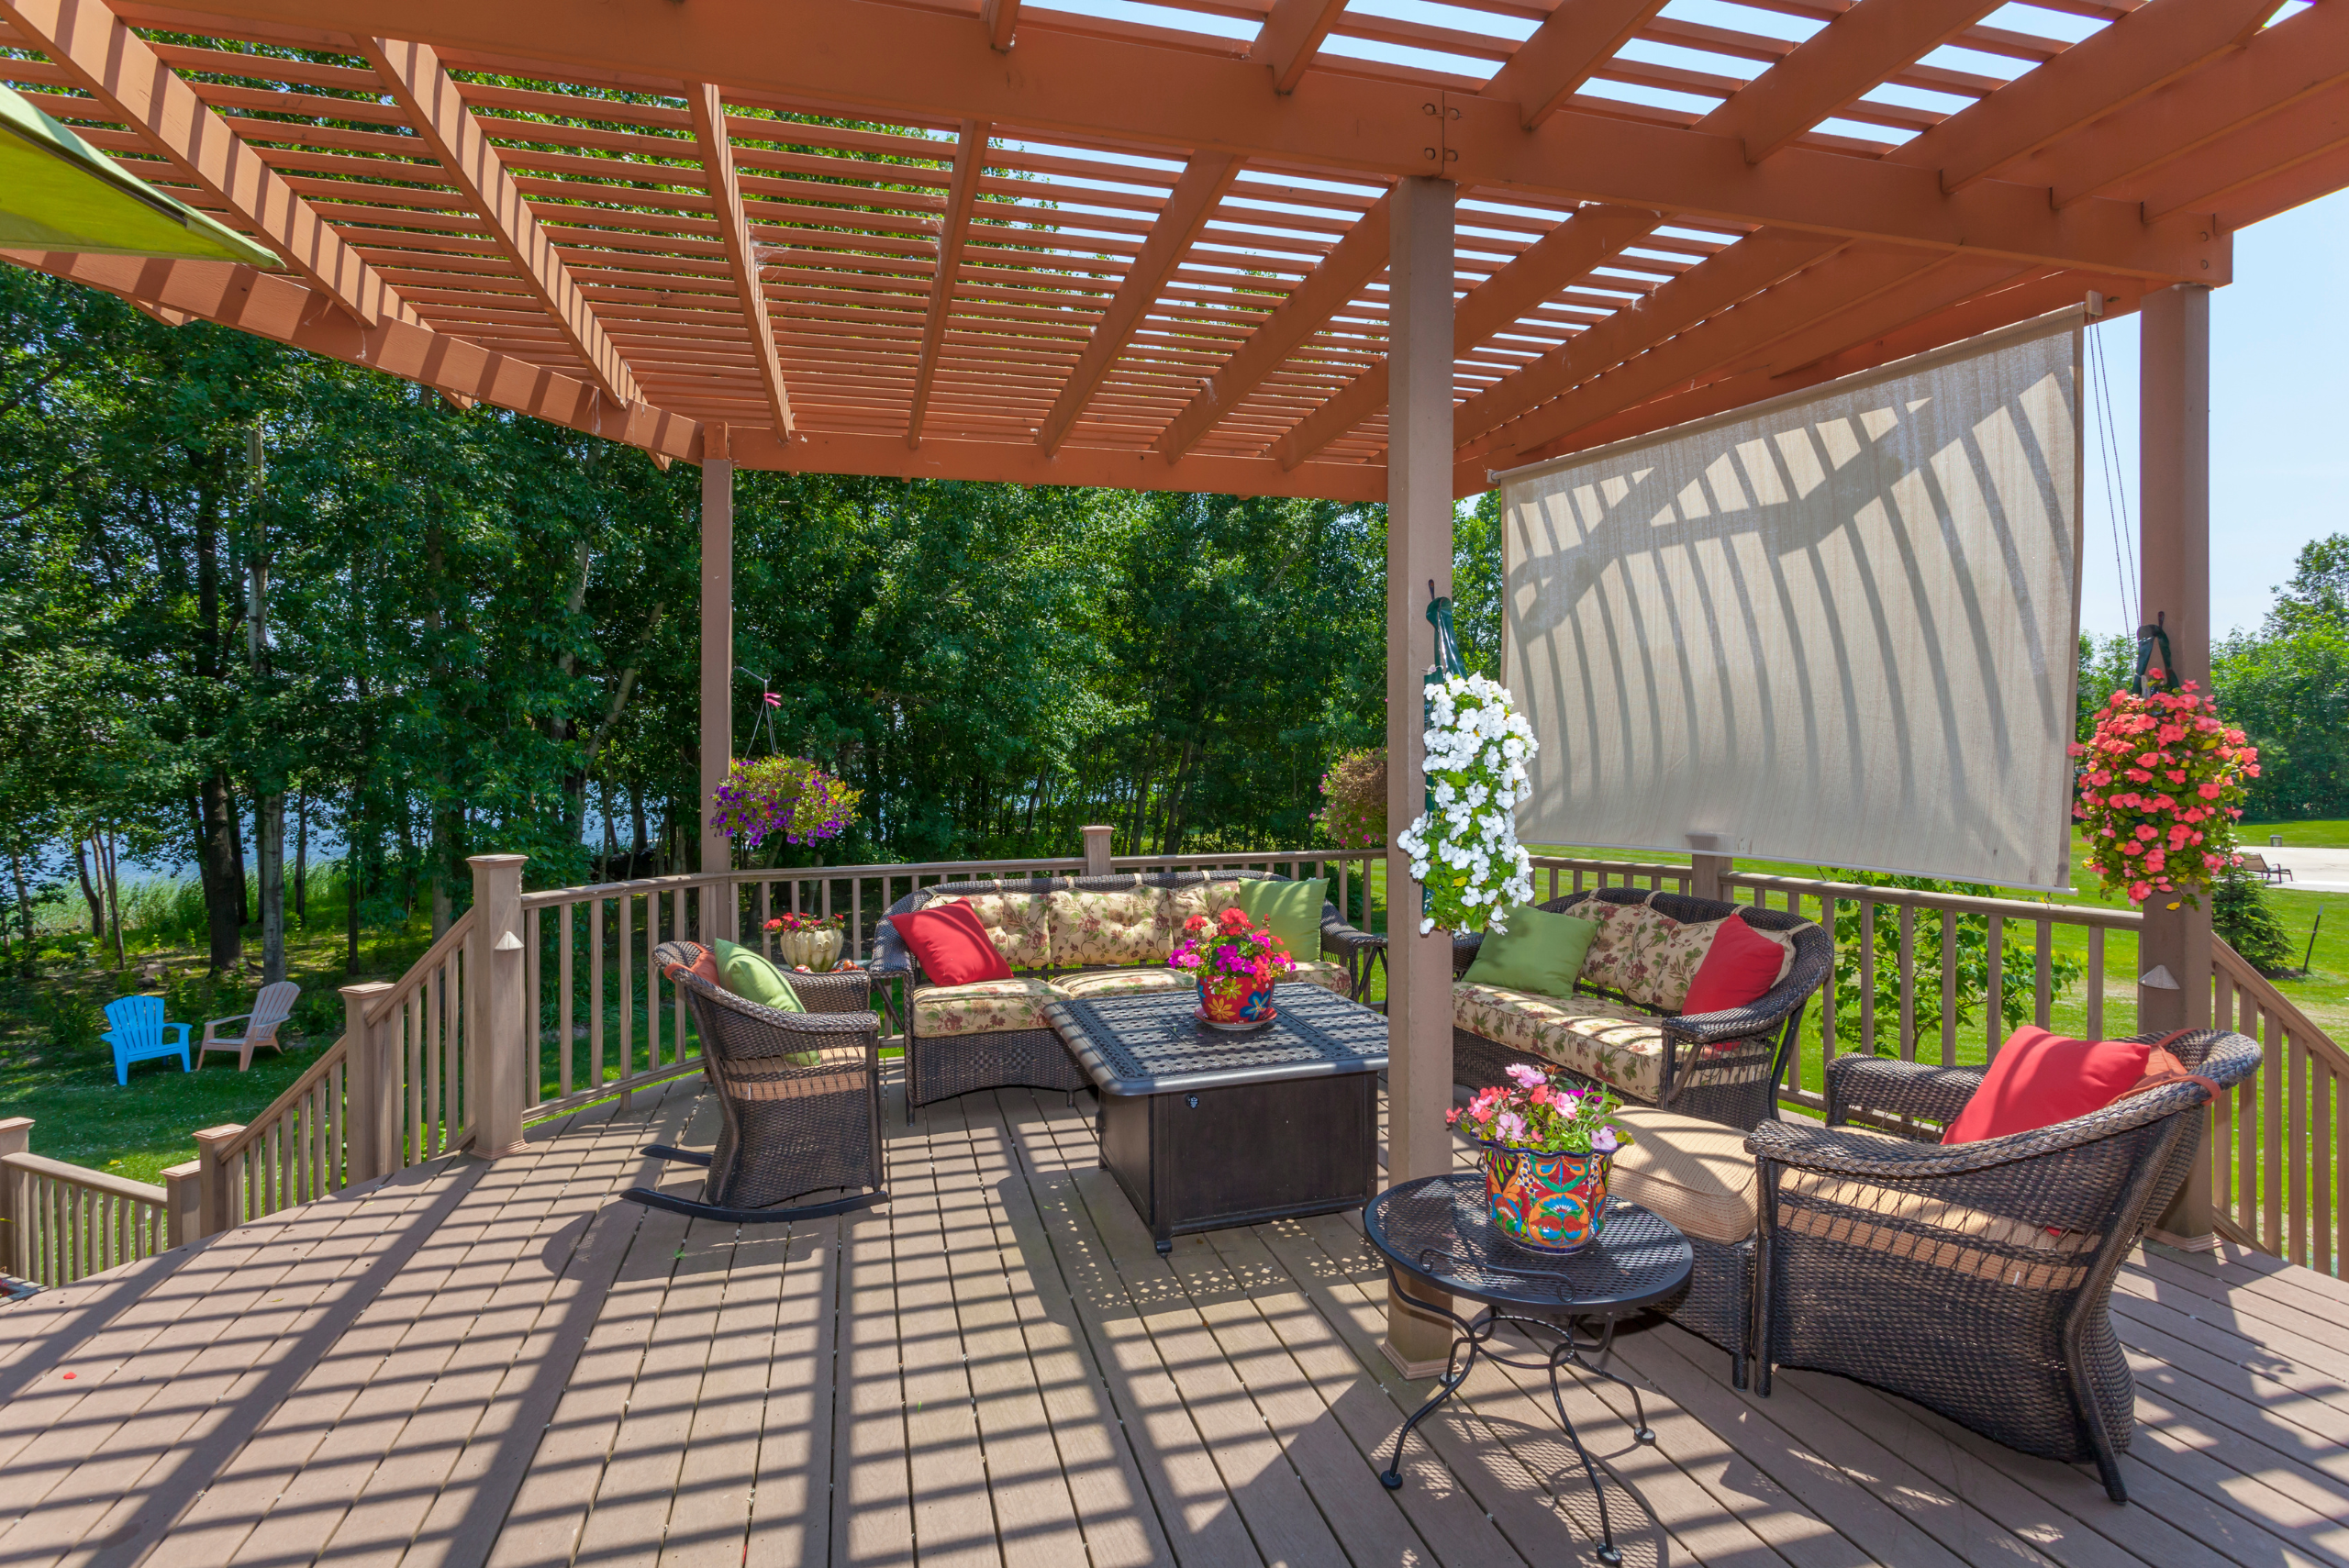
[1316,748,1386,849]
[2212,863,2296,975]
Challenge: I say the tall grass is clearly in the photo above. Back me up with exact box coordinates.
[29,860,362,945]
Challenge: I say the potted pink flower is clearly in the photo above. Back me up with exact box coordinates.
[1450,1062,1633,1253]
[2071,677,2258,907]
[1170,907,1296,1029]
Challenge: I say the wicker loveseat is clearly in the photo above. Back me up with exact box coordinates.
[1750,1028,2263,1502]
[871,871,1385,1118]
[1450,887,1831,1130]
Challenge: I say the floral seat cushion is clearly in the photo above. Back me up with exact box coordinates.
[910,977,1060,1038]
[1453,982,1673,1100]
[1056,968,1189,1000]
[1286,959,1352,997]
[1048,889,1165,970]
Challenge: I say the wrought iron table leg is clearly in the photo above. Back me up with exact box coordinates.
[1379,1285,1489,1490]
[1547,1340,1631,1564]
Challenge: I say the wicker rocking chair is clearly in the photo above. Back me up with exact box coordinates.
[627,940,886,1222]
[1749,1027,2262,1503]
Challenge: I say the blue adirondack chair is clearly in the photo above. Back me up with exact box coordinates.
[102,995,192,1085]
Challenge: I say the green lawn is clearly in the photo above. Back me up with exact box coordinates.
[0,917,439,1185]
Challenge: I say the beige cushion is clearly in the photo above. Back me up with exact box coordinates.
[1047,888,1163,969]
[1453,982,1673,1100]
[1778,1166,2102,1291]
[1285,959,1352,997]
[1608,1106,1758,1244]
[926,892,1052,970]
[910,977,1058,1037]
[1055,967,1189,1000]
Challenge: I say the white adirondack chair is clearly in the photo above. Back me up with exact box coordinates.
[199,981,301,1071]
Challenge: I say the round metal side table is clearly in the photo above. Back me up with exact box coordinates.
[1363,1173,1694,1567]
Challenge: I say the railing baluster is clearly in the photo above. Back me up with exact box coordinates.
[1858,901,1876,1057]
[1896,905,1916,1062]
[1985,916,2005,1059]
[2290,1024,2310,1267]
[2033,919,2053,1029]
[618,892,633,1082]
[525,904,541,1106]
[2265,1011,2286,1256]
[591,896,606,1091]
[1938,911,1957,1066]
[2087,926,2106,1040]
[560,900,574,1099]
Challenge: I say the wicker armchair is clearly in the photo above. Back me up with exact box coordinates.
[1452,888,1831,1130]
[625,940,886,1222]
[1749,1028,2262,1502]
[872,870,1385,1119]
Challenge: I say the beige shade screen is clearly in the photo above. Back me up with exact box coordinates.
[1497,310,2085,892]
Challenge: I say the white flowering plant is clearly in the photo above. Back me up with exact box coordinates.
[1393,673,1538,936]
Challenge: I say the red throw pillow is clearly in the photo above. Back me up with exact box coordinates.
[1942,1026,2154,1144]
[662,942,719,988]
[889,902,1013,986]
[1678,912,1787,1015]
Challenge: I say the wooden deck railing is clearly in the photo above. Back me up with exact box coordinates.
[2211,940,2349,1273]
[0,1118,180,1287]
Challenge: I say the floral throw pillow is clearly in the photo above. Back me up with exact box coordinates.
[1047,889,1163,969]
[943,893,1052,971]
[1575,899,1653,995]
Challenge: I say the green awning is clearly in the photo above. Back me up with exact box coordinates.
[1,83,279,265]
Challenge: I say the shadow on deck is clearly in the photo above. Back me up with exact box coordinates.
[2,1073,2345,1568]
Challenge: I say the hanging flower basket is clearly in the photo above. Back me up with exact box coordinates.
[2072,677,2258,908]
[709,756,860,852]
[1394,673,1537,936]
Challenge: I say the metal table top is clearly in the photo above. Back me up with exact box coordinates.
[1043,983,1389,1095]
[1364,1173,1693,1319]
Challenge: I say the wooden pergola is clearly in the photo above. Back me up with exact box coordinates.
[6,0,2338,1363]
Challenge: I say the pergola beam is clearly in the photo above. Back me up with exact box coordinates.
[4,250,699,458]
[733,425,1384,500]
[1453,228,1845,450]
[1891,0,2283,191]
[1696,0,2001,164]
[0,0,409,326]
[1269,202,1658,468]
[1481,0,1665,130]
[361,37,642,406]
[1155,190,1390,462]
[1035,152,1239,455]
[688,82,795,439]
[185,0,2230,283]
[907,120,989,449]
[2015,1,2349,209]
[1251,0,1351,96]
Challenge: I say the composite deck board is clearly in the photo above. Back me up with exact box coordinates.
[4,1070,2349,1567]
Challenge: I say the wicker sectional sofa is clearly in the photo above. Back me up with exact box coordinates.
[871,871,1384,1118]
[1451,887,1831,1131]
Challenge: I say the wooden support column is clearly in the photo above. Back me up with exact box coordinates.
[1385,174,1458,1378]
[467,854,529,1159]
[0,1117,28,1276]
[341,981,397,1184]
[701,450,737,939]
[2137,283,2217,1250]
[1082,825,1116,876]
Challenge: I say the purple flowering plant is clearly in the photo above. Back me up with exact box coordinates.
[709,756,860,851]
[1449,1062,1632,1157]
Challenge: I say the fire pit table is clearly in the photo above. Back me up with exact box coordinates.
[1042,983,1388,1253]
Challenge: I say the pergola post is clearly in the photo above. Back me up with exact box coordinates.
[2136,283,2217,1250]
[701,450,737,941]
[1383,174,1458,1377]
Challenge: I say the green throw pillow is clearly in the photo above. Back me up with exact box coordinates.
[1462,906,1598,998]
[1234,876,1325,962]
[714,938,805,1015]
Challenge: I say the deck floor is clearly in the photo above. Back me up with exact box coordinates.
[3,1072,2348,1568]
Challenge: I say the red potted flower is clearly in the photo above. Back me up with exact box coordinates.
[1169,907,1296,1029]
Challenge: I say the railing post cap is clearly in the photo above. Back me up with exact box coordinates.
[192,1123,246,1145]
[160,1160,202,1180]
[338,981,396,997]
[0,1117,33,1135]
[467,853,529,869]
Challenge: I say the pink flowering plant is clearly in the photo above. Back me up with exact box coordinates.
[710,756,861,851]
[1314,749,1386,849]
[2071,676,2258,907]
[1170,907,1297,988]
[763,912,846,935]
[1449,1062,1633,1156]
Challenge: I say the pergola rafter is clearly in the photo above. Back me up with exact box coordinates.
[688,83,796,440]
